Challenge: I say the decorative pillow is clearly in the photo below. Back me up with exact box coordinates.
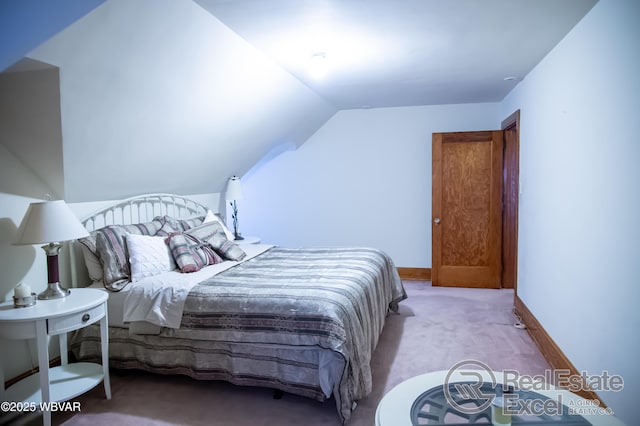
[208,232,247,261]
[95,221,164,289]
[96,230,131,290]
[166,232,223,273]
[78,220,163,255]
[77,232,98,256]
[185,221,225,242]
[75,241,103,282]
[203,210,236,241]
[154,215,204,232]
[154,221,180,237]
[127,234,176,282]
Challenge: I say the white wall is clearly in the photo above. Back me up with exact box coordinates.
[241,103,501,267]
[0,192,53,382]
[0,144,57,202]
[500,0,639,423]
[0,67,64,199]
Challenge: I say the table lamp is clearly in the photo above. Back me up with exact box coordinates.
[225,175,244,240]
[13,199,89,299]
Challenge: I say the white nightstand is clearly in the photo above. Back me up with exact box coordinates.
[0,288,110,426]
[235,236,261,244]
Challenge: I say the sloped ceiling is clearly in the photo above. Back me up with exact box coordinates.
[196,0,598,109]
[0,0,598,202]
[6,0,336,202]
[0,0,106,72]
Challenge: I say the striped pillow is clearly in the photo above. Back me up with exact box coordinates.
[185,221,246,261]
[79,220,163,256]
[208,232,247,261]
[166,232,223,273]
[154,221,180,237]
[185,221,225,242]
[155,215,204,232]
[94,221,164,290]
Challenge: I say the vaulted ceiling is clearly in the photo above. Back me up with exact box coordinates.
[0,0,597,202]
[196,0,598,109]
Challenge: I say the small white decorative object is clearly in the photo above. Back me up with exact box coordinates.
[14,282,31,298]
[13,283,36,308]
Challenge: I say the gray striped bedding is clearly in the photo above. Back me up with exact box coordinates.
[70,246,406,423]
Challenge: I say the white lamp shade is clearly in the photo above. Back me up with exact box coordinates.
[14,200,89,245]
[226,176,244,201]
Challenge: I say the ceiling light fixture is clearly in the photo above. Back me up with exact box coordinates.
[503,76,517,81]
[309,52,328,79]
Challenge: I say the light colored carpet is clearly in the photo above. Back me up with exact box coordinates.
[10,281,550,426]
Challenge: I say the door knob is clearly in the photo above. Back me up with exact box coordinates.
[434,217,441,224]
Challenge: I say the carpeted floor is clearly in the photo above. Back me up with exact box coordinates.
[7,281,550,426]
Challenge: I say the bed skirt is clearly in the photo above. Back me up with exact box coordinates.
[70,324,345,410]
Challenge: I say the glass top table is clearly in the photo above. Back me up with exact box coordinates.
[375,370,623,426]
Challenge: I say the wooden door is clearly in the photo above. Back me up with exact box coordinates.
[432,131,503,288]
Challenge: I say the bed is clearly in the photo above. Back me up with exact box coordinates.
[67,194,407,423]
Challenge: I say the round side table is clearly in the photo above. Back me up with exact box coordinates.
[0,288,111,426]
[376,370,623,426]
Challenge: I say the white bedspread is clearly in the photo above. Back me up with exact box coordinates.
[122,244,273,328]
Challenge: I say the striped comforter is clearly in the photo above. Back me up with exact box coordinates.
[71,246,406,423]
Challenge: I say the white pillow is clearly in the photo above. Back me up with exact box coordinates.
[127,234,175,282]
[203,210,236,241]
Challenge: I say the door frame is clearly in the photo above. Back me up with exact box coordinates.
[501,110,520,292]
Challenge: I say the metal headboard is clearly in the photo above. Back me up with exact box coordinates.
[81,193,208,230]
[68,193,209,288]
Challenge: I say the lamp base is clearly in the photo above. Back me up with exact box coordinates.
[38,282,70,299]
[39,242,69,299]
